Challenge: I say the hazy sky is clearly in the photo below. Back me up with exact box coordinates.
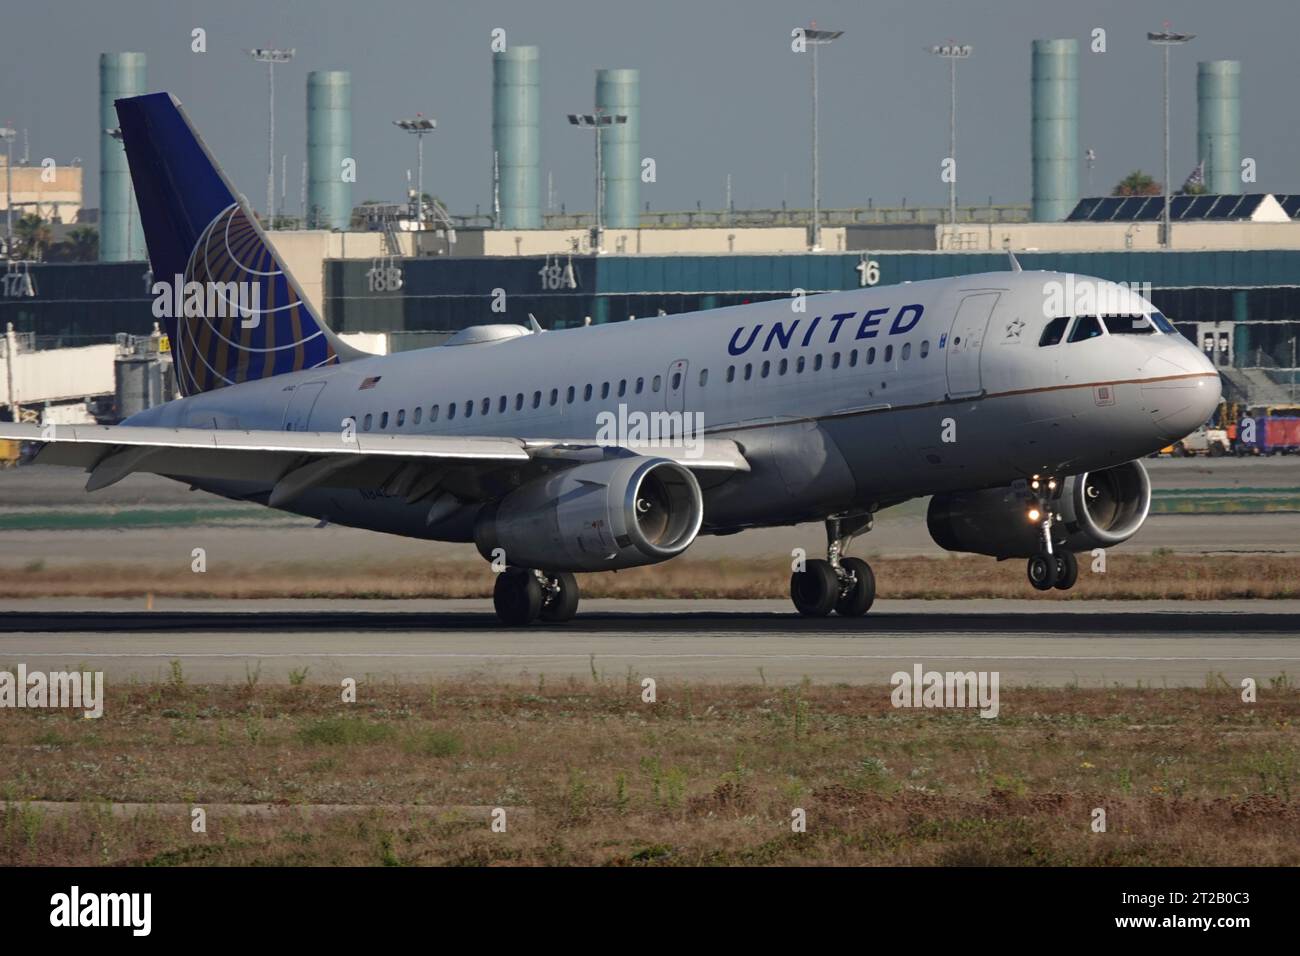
[3,0,1297,215]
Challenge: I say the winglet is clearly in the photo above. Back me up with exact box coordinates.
[1007,251,1023,272]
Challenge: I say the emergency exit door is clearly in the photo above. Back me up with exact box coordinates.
[944,293,1000,399]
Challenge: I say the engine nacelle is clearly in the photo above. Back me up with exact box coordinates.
[474,456,703,572]
[927,460,1152,558]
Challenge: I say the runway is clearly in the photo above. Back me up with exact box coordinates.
[2,598,1297,687]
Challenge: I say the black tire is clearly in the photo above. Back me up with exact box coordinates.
[1053,551,1079,590]
[835,557,876,617]
[493,567,542,625]
[539,570,580,622]
[1209,443,1225,458]
[791,559,838,617]
[1027,554,1058,591]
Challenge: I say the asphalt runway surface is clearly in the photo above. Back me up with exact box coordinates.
[2,598,1297,688]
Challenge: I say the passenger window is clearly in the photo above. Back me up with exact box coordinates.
[920,340,930,358]
[726,365,735,383]
[884,345,893,363]
[901,343,911,361]
[601,382,610,399]
[464,401,473,419]
[482,398,491,415]
[671,371,681,390]
[396,409,405,427]
[430,405,439,422]
[779,358,788,375]
[744,363,753,381]
[380,411,389,429]
[618,380,627,397]
[549,388,558,406]
[498,396,506,413]
[652,375,662,392]
[447,404,456,420]
[796,356,805,373]
[635,377,644,394]
[849,349,858,367]
[363,413,373,431]
[566,386,575,404]
[1039,316,1070,346]
[515,393,524,411]
[699,369,708,386]
[532,391,541,409]
[867,347,876,365]
[584,384,593,401]
[1068,315,1103,343]
[413,407,422,425]
[761,361,770,378]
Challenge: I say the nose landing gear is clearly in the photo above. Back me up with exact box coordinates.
[1023,475,1079,592]
[790,514,878,617]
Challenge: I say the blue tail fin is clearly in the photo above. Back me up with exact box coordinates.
[115,92,358,396]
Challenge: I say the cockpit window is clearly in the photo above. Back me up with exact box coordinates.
[1149,311,1176,334]
[1067,315,1104,343]
[1039,316,1070,346]
[1102,314,1155,335]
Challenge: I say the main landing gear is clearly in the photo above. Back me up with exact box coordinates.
[1023,474,1079,592]
[493,567,580,625]
[790,515,877,617]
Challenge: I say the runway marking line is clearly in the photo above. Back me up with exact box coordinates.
[4,651,1299,663]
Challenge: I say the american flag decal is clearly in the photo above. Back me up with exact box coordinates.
[359,376,382,390]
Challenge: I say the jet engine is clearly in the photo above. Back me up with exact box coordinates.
[474,456,704,572]
[927,460,1151,558]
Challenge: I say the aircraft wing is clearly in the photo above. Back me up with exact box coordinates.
[0,423,747,506]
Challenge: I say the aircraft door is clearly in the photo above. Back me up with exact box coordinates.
[944,293,1000,399]
[282,381,327,431]
[666,359,688,413]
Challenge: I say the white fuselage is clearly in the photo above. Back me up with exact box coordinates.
[126,270,1221,540]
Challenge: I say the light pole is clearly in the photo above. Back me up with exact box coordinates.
[1147,28,1194,248]
[802,25,842,251]
[567,110,627,254]
[0,125,14,260]
[393,116,436,228]
[929,42,972,228]
[247,48,295,226]
[104,127,134,260]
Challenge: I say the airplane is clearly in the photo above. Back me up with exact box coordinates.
[0,92,1222,624]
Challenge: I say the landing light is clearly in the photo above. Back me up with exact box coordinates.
[1027,508,1041,522]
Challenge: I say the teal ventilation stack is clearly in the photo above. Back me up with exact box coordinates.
[99,52,147,261]
[307,71,352,230]
[1198,60,1241,195]
[1030,39,1078,221]
[595,68,639,229]
[492,46,541,229]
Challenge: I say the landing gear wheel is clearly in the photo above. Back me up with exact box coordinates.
[791,559,839,617]
[1027,554,1058,591]
[1052,551,1079,591]
[835,557,876,617]
[493,567,543,625]
[539,571,580,622]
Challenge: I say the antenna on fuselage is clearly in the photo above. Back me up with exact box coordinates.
[527,313,544,333]
[1007,251,1023,272]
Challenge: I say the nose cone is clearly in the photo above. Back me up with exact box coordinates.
[1141,342,1222,442]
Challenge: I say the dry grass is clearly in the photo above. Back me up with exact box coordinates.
[1,678,1298,866]
[4,553,1300,600]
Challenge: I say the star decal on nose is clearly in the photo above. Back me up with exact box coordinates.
[1005,318,1025,339]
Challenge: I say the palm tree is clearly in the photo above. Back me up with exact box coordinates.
[1112,171,1161,197]
[13,213,53,260]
